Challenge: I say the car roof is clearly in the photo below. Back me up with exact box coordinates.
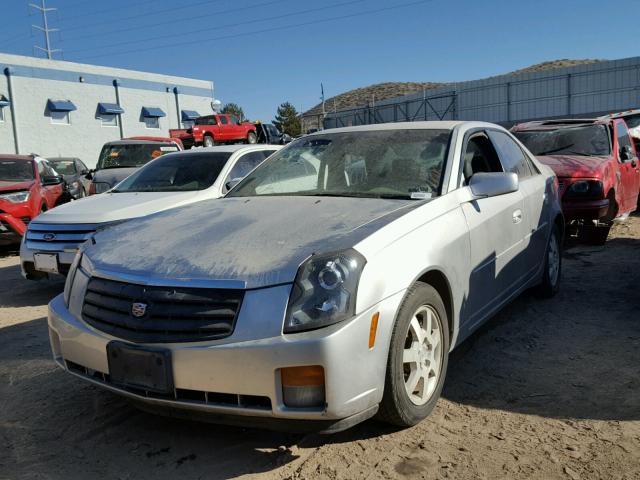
[181,145,282,154]
[601,109,640,119]
[0,154,34,161]
[310,121,465,135]
[104,139,173,146]
[511,118,609,131]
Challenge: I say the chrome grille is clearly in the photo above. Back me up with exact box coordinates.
[25,222,99,253]
[82,277,244,343]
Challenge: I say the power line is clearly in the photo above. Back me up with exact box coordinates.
[66,0,367,55]
[63,0,286,43]
[76,0,430,61]
[61,0,218,33]
[58,0,159,23]
[30,0,61,59]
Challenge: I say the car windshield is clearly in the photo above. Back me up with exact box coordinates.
[0,160,35,182]
[97,143,178,169]
[228,129,451,199]
[112,151,232,193]
[49,160,76,175]
[513,125,611,156]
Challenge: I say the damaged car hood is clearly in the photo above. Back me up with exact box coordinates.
[86,196,419,288]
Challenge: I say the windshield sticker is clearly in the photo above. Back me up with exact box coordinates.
[160,146,179,152]
[410,191,432,200]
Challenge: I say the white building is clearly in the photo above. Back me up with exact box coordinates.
[0,52,215,167]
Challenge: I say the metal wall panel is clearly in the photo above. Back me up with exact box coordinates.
[321,56,640,129]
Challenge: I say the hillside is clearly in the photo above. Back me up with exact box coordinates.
[302,59,603,120]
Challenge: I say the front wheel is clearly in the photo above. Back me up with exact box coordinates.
[246,131,257,144]
[378,282,449,427]
[536,224,562,297]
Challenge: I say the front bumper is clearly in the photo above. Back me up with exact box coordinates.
[48,279,404,431]
[562,198,610,221]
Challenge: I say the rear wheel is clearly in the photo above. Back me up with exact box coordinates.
[246,131,257,144]
[536,224,561,297]
[203,135,214,147]
[378,282,449,427]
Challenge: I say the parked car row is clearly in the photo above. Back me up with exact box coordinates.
[3,108,639,434]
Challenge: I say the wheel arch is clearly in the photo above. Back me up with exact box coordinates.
[415,268,454,344]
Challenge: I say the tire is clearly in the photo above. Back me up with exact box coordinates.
[203,135,214,147]
[581,224,611,245]
[246,131,257,144]
[536,224,562,297]
[378,282,449,427]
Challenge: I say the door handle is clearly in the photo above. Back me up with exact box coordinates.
[512,209,523,224]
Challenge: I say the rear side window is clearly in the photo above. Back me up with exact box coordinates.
[219,116,228,125]
[487,130,533,178]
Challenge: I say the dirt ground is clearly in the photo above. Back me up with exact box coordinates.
[1,218,639,480]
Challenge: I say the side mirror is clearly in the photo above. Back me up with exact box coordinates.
[620,145,634,161]
[469,172,518,199]
[225,177,243,192]
[84,169,94,180]
[281,134,292,144]
[41,174,64,186]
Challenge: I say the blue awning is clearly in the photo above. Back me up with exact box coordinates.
[0,95,9,108]
[98,102,124,114]
[141,107,166,118]
[181,110,200,121]
[47,99,77,112]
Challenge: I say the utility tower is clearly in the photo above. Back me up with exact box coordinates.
[30,0,61,59]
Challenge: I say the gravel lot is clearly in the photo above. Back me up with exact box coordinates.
[1,218,639,480]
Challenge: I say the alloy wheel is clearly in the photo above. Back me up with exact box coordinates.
[402,305,444,406]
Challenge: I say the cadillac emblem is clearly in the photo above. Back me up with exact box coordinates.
[131,302,147,318]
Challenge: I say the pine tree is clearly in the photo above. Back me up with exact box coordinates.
[273,102,301,136]
[221,103,245,121]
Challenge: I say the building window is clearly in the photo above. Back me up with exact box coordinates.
[51,110,71,125]
[101,113,118,127]
[144,116,160,129]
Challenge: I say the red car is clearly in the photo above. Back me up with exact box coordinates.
[512,118,640,243]
[180,114,257,147]
[0,154,67,245]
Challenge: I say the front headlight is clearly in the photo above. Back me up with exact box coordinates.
[63,252,82,307]
[284,249,366,333]
[565,180,604,199]
[0,190,30,203]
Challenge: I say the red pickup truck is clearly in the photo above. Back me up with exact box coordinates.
[512,118,640,244]
[0,154,68,244]
[170,114,257,147]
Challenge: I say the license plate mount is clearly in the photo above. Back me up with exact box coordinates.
[107,341,173,395]
[33,253,59,273]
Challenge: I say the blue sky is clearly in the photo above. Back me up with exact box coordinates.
[1,0,638,121]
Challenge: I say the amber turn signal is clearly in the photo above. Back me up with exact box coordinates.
[369,312,380,349]
[281,365,324,387]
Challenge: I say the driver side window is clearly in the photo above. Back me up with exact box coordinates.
[462,132,503,184]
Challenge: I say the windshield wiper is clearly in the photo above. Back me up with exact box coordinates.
[536,143,575,155]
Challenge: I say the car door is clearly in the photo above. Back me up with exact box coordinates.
[222,150,273,194]
[41,160,64,207]
[614,120,640,213]
[487,129,549,279]
[458,131,527,332]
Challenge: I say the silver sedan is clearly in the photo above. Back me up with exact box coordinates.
[48,121,563,433]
